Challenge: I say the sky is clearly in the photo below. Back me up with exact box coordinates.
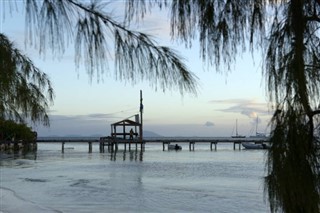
[1,1,273,137]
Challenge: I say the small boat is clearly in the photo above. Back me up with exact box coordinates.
[168,144,182,150]
[64,147,74,150]
[242,142,270,149]
[231,119,246,138]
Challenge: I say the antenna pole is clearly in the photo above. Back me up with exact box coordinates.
[140,90,143,140]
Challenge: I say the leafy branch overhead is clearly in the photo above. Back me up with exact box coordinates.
[22,0,198,95]
[0,34,54,125]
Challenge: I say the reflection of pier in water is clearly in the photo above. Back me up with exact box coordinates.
[36,137,269,153]
[107,150,143,162]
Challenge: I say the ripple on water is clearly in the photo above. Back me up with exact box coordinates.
[23,178,48,183]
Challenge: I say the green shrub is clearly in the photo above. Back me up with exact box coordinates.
[0,119,36,142]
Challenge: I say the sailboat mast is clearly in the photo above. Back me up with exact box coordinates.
[236,119,238,136]
[255,116,258,135]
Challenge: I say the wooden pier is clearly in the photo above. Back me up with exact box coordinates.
[35,137,269,152]
[99,137,145,152]
[146,139,268,151]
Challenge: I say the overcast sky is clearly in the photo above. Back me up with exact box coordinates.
[1,1,272,137]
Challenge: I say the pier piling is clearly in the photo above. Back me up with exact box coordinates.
[35,138,269,152]
[233,142,242,150]
[62,142,65,153]
[210,142,217,150]
[88,142,92,153]
[189,142,195,151]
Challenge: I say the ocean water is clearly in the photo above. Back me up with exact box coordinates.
[1,142,270,213]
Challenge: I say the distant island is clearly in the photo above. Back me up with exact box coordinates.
[38,130,163,138]
[143,131,163,138]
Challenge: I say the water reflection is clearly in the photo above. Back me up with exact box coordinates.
[1,149,144,165]
[0,150,37,161]
[109,150,143,162]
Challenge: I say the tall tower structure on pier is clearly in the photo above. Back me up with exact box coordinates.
[139,90,143,140]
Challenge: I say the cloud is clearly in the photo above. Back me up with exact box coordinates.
[209,98,270,118]
[48,113,122,121]
[30,112,138,136]
[146,123,230,137]
[87,113,120,119]
[204,121,215,127]
[209,99,252,105]
[241,110,257,119]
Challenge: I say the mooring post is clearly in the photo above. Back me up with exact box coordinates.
[88,142,92,153]
[62,142,65,153]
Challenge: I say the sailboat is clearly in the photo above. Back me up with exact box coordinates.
[249,117,267,138]
[231,119,246,138]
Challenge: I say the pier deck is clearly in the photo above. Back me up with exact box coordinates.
[34,138,269,152]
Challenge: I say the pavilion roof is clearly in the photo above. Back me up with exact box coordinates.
[111,119,141,127]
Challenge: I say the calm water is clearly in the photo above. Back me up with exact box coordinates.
[1,142,270,212]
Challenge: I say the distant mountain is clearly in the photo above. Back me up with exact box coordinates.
[38,131,162,138]
[88,134,104,137]
[143,130,163,138]
[64,134,84,137]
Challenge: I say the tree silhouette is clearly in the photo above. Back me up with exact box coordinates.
[11,0,198,94]
[0,33,53,125]
[125,0,320,212]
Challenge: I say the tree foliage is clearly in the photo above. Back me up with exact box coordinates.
[263,2,320,212]
[0,33,54,125]
[6,0,198,95]
[125,0,320,212]
[0,119,36,142]
[1,0,199,126]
